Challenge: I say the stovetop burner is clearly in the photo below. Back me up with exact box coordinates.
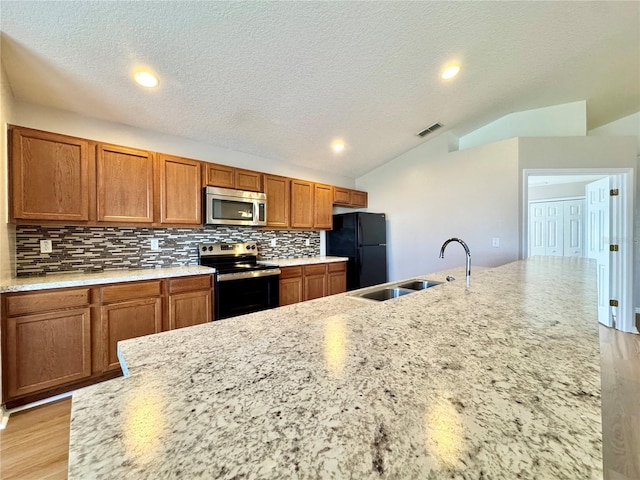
[198,242,279,281]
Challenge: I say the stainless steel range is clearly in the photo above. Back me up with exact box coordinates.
[198,242,280,320]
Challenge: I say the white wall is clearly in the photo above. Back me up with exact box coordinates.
[357,133,520,281]
[0,65,15,282]
[11,101,356,189]
[459,101,587,150]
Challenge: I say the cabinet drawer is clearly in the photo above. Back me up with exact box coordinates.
[279,266,303,279]
[327,261,347,273]
[100,280,162,303]
[304,264,327,276]
[168,275,212,294]
[4,288,91,316]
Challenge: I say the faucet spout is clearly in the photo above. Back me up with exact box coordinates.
[439,238,471,286]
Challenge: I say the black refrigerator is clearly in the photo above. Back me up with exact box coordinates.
[327,212,388,290]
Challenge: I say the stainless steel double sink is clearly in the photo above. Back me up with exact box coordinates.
[350,279,443,302]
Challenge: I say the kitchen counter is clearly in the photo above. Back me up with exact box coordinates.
[258,255,348,267]
[68,257,601,479]
[0,266,216,293]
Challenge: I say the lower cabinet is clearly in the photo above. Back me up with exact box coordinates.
[279,261,347,306]
[1,274,213,407]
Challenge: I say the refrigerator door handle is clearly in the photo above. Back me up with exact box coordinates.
[357,218,363,247]
[356,249,362,277]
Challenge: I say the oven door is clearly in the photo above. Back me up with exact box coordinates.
[215,272,280,320]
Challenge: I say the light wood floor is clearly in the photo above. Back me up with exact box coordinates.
[1,325,638,480]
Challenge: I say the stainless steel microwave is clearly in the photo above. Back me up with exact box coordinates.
[204,186,267,226]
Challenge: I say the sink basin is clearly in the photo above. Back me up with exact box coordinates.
[357,287,414,301]
[396,280,443,290]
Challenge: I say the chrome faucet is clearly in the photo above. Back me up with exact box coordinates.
[439,238,471,286]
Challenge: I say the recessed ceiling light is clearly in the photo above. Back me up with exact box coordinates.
[134,70,159,88]
[441,65,460,80]
[332,142,345,152]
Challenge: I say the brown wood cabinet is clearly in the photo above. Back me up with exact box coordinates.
[97,144,155,223]
[203,163,263,192]
[1,274,214,406]
[279,261,346,306]
[99,280,163,372]
[2,287,92,399]
[290,179,314,229]
[313,183,333,230]
[332,187,368,208]
[10,127,91,222]
[279,266,304,306]
[327,262,347,295]
[158,154,202,225]
[263,174,290,228]
[167,276,213,330]
[303,264,327,301]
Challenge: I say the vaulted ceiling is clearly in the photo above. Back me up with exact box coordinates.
[1,1,638,178]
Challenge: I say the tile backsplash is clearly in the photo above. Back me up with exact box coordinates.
[15,225,321,277]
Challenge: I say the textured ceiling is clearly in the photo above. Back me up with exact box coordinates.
[1,1,638,178]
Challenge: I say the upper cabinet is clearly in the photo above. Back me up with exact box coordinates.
[158,154,202,226]
[204,163,263,192]
[10,127,91,222]
[263,174,290,229]
[333,187,368,208]
[290,179,314,229]
[7,126,368,230]
[96,144,155,224]
[313,183,333,230]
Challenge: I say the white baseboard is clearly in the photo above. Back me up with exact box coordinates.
[0,405,9,430]
[1,390,73,429]
[636,307,640,315]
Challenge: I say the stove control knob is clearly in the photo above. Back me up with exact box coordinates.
[208,246,213,251]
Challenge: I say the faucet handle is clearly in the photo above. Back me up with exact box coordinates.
[446,275,455,282]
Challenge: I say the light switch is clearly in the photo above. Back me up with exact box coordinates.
[270,238,277,247]
[305,239,310,247]
[492,237,500,248]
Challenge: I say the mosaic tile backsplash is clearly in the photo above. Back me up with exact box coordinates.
[15,225,321,277]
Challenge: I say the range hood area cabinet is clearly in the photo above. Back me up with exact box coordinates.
[7,125,367,230]
[9,126,203,227]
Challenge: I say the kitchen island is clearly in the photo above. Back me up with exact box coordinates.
[68,257,602,479]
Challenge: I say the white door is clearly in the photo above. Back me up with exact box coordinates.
[529,203,546,256]
[545,201,563,256]
[586,178,611,327]
[563,199,585,257]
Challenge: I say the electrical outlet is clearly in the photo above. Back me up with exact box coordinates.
[305,239,310,247]
[150,239,160,250]
[492,237,500,248]
[270,238,277,247]
[40,239,53,253]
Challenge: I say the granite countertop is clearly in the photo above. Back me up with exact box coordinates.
[0,266,216,293]
[258,256,348,267]
[68,257,601,479]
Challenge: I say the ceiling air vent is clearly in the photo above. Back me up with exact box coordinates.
[416,122,443,137]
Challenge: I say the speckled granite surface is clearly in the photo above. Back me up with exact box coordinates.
[68,257,601,479]
[258,256,348,267]
[0,266,215,293]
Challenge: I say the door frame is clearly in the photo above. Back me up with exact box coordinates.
[522,168,636,334]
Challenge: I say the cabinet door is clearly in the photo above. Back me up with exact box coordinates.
[11,127,90,221]
[327,262,347,295]
[235,169,263,192]
[168,290,212,330]
[97,144,154,223]
[4,308,92,399]
[204,163,235,188]
[264,174,290,228]
[100,297,162,372]
[303,264,327,301]
[313,183,333,230]
[159,154,202,225]
[291,180,314,229]
[350,190,368,208]
[279,267,303,306]
[333,187,351,206]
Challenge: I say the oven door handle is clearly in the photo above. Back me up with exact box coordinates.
[217,269,281,282]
